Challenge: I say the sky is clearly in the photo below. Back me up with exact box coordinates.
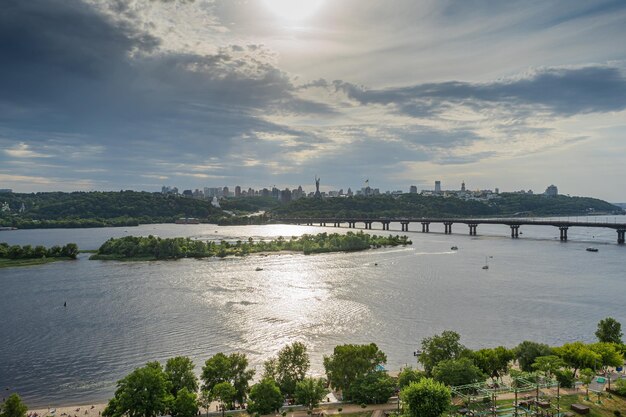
[1,0,626,201]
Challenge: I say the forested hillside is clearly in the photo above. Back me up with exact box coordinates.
[270,193,623,218]
[0,191,222,228]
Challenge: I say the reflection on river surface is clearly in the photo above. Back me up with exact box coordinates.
[1,219,624,406]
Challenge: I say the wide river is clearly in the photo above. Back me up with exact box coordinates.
[1,218,625,407]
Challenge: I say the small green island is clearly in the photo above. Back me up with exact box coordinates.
[89,232,412,260]
[0,242,79,268]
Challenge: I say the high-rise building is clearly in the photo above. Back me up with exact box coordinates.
[544,185,558,196]
[435,181,441,193]
[409,185,417,194]
[223,186,230,197]
[461,181,466,192]
[235,186,241,197]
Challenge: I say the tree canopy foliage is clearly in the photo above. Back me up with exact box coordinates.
[91,232,412,260]
[418,331,469,376]
[247,379,284,416]
[514,341,553,372]
[432,358,485,387]
[263,341,310,397]
[165,356,199,397]
[0,394,28,417]
[0,242,78,260]
[0,191,222,228]
[103,362,171,417]
[348,371,396,405]
[323,343,387,399]
[294,377,328,410]
[201,353,255,405]
[595,317,623,344]
[400,378,451,417]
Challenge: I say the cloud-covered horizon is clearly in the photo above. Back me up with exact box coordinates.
[2,0,626,200]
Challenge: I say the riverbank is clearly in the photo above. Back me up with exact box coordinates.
[25,393,626,417]
[0,257,73,269]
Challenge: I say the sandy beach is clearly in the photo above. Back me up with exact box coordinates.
[28,404,108,417]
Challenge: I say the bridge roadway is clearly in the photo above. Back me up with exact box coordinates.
[273,217,626,244]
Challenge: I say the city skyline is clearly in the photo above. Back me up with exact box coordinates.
[1,1,626,200]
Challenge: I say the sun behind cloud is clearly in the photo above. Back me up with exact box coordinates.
[262,0,324,21]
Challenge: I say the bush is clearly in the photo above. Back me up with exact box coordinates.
[337,408,342,412]
[613,410,621,417]
[361,404,367,408]
[614,379,626,396]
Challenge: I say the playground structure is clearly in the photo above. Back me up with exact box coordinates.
[449,377,564,417]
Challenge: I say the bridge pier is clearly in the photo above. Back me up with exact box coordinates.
[320,222,326,227]
[348,222,355,228]
[334,222,340,227]
[468,224,478,236]
[618,229,625,244]
[381,221,391,230]
[559,226,569,241]
[401,222,409,232]
[421,222,430,233]
[444,222,453,234]
[510,225,520,238]
[364,221,372,230]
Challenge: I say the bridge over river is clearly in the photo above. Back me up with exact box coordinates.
[273,217,626,244]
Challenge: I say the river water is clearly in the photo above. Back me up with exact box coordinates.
[1,218,625,407]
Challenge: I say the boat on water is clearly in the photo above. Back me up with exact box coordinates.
[451,246,458,250]
[586,247,599,252]
[482,256,489,269]
[255,267,264,271]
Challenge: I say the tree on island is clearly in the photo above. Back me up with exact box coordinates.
[294,377,327,410]
[0,394,28,417]
[103,362,170,417]
[418,331,468,376]
[263,341,310,397]
[201,353,255,406]
[323,343,387,400]
[400,378,451,417]
[595,317,623,344]
[246,379,284,416]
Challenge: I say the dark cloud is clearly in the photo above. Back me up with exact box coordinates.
[0,0,335,186]
[331,66,626,117]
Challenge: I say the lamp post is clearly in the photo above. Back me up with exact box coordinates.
[413,349,422,370]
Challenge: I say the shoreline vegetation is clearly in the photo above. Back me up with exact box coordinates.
[1,191,623,230]
[0,242,78,269]
[89,232,413,260]
[11,318,626,417]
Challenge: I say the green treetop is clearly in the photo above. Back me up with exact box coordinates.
[201,353,255,405]
[103,362,170,417]
[1,394,28,417]
[418,331,468,376]
[247,379,284,416]
[323,343,387,399]
[165,356,198,397]
[294,377,328,410]
[400,378,451,417]
[263,341,310,397]
[595,317,623,344]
